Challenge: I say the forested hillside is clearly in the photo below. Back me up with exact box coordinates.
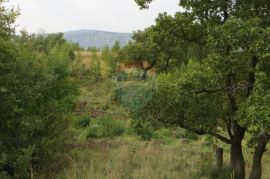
[1,0,270,179]
[63,30,132,49]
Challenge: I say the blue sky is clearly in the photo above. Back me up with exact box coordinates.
[6,0,180,33]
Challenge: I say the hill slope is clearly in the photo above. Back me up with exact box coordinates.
[63,30,132,49]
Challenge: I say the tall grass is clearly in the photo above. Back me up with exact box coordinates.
[59,139,223,179]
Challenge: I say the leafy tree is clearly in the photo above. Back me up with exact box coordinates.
[122,27,160,80]
[0,0,19,38]
[154,12,206,72]
[0,2,79,177]
[122,14,203,79]
[133,1,270,178]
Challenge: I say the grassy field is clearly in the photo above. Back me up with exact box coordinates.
[55,51,270,179]
[59,136,270,179]
[62,139,223,179]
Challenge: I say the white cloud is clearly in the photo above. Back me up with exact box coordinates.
[6,0,180,33]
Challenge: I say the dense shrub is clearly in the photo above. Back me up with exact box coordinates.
[174,129,199,141]
[87,125,101,138]
[0,10,79,177]
[131,119,155,140]
[112,82,146,108]
[87,118,125,139]
[76,116,91,128]
[183,131,199,140]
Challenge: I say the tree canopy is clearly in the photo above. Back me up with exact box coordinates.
[132,1,270,178]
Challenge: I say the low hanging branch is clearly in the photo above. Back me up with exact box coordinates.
[179,123,231,144]
[195,88,223,94]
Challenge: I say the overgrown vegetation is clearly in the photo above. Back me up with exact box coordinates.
[1,0,270,178]
[0,2,79,177]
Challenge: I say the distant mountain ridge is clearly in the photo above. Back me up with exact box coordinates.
[63,30,132,49]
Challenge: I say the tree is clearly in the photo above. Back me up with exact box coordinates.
[122,28,159,80]
[0,2,79,177]
[122,13,203,79]
[0,0,19,39]
[153,12,206,72]
[133,1,270,178]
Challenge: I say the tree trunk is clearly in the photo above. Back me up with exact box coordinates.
[140,61,155,81]
[249,132,269,179]
[141,69,148,80]
[230,140,245,179]
[230,145,235,178]
[216,147,223,170]
[228,120,246,179]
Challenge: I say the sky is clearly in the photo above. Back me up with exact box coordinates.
[6,0,181,34]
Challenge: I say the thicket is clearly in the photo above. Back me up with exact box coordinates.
[0,3,79,177]
[86,117,125,139]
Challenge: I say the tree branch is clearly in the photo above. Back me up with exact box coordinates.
[225,114,233,138]
[140,60,156,71]
[195,88,223,94]
[179,123,231,144]
[211,133,232,144]
[180,27,206,46]
[247,56,258,97]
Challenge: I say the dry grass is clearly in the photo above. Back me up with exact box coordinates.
[76,51,156,78]
[57,137,270,179]
[60,139,217,179]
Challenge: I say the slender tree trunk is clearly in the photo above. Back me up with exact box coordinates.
[139,61,156,81]
[249,132,269,179]
[141,69,148,80]
[216,147,223,170]
[230,144,235,178]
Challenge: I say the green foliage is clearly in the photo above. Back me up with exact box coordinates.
[121,28,159,75]
[87,118,125,139]
[0,4,79,177]
[183,131,199,141]
[153,128,174,144]
[101,41,122,76]
[112,81,146,107]
[133,1,270,177]
[70,55,100,84]
[0,0,19,39]
[194,165,232,179]
[113,71,129,82]
[76,115,91,128]
[131,119,155,140]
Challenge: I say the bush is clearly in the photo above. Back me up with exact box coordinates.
[112,82,146,107]
[131,119,155,140]
[113,71,128,82]
[0,31,78,177]
[86,125,100,138]
[174,129,199,141]
[184,131,199,140]
[86,118,125,139]
[76,116,91,128]
[154,128,173,144]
